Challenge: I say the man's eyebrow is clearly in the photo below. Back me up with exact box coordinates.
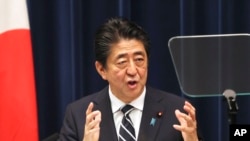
[116,53,127,59]
[116,51,145,59]
[134,51,145,56]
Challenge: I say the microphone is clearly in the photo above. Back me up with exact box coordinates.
[223,89,238,111]
[223,89,239,124]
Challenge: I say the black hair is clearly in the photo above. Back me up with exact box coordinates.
[94,17,150,68]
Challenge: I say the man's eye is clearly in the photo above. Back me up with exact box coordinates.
[135,58,144,63]
[135,58,143,62]
[135,58,144,66]
[116,60,127,68]
[117,60,126,65]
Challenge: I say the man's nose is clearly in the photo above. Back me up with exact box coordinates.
[126,60,137,75]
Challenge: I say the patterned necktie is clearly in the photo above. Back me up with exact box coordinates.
[118,105,136,141]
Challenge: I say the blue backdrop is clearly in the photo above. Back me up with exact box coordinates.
[27,0,250,140]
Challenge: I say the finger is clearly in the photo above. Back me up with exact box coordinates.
[173,110,186,131]
[183,101,196,121]
[87,111,102,129]
[175,109,192,122]
[85,111,101,132]
[93,111,102,128]
[184,101,193,108]
[86,102,94,115]
[173,124,182,131]
[174,109,196,132]
[87,127,100,134]
[95,110,101,122]
[85,102,95,129]
[184,101,195,112]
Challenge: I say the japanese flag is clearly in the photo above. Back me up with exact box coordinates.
[0,0,39,140]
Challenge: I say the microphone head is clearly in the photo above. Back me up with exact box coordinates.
[223,89,236,100]
[223,89,239,112]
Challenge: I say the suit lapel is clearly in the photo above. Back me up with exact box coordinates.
[92,87,118,141]
[138,87,165,141]
[91,86,166,141]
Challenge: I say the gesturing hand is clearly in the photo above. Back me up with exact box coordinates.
[83,102,101,141]
[173,101,199,141]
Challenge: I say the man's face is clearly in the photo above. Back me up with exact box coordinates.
[96,39,148,103]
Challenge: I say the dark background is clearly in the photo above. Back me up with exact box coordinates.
[27,0,250,140]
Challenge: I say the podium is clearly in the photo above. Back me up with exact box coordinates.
[168,34,250,124]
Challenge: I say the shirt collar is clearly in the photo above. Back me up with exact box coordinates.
[109,85,146,113]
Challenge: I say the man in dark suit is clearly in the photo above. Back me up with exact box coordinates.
[58,17,202,141]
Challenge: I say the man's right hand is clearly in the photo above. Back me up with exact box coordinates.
[83,102,101,141]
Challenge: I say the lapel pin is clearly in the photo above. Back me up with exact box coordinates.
[150,118,156,126]
[157,111,163,118]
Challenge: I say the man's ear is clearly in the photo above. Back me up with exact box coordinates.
[95,61,107,80]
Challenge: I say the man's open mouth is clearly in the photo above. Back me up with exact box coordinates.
[128,80,137,86]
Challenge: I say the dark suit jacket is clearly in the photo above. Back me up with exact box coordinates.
[58,86,191,141]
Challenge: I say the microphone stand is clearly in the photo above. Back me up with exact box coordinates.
[223,89,239,125]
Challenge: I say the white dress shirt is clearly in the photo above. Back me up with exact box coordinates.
[109,86,146,140]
